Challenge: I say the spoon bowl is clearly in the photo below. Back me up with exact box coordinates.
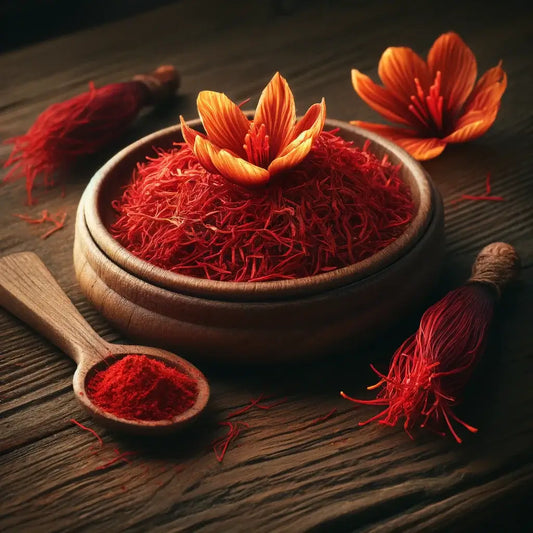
[0,252,209,435]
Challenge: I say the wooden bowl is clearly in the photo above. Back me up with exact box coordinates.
[73,119,444,362]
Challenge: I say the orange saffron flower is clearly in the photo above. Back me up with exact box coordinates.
[180,72,326,186]
[351,32,507,160]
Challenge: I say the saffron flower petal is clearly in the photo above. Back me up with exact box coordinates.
[351,121,446,160]
[268,136,314,176]
[444,67,506,143]
[393,136,447,161]
[291,99,327,143]
[464,65,507,114]
[196,91,250,157]
[427,32,477,116]
[180,115,205,146]
[254,72,296,158]
[378,47,431,103]
[442,115,490,144]
[209,148,270,186]
[351,70,414,126]
[181,72,325,186]
[351,32,506,160]
[192,136,222,174]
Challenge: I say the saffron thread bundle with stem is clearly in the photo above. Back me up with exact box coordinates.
[3,65,179,205]
[341,242,520,443]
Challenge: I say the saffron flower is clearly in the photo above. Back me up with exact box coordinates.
[351,32,507,160]
[180,72,326,186]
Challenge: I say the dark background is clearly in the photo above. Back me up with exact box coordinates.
[0,0,320,52]
[0,0,177,51]
[2,0,530,53]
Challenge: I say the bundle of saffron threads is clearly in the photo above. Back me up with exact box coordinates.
[111,130,414,282]
[3,65,179,205]
[341,242,520,443]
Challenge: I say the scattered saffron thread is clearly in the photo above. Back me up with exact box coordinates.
[96,450,138,470]
[70,418,186,481]
[14,209,67,239]
[450,172,505,205]
[307,408,338,427]
[111,130,414,282]
[225,395,288,419]
[212,421,250,463]
[70,418,103,448]
[456,195,504,202]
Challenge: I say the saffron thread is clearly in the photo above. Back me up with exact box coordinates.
[70,418,103,448]
[340,283,496,443]
[226,395,288,419]
[450,173,505,205]
[307,408,338,426]
[212,421,250,463]
[14,209,67,239]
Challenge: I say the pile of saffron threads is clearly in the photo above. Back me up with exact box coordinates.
[111,130,414,282]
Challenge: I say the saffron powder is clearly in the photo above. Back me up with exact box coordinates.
[111,130,414,282]
[86,355,198,421]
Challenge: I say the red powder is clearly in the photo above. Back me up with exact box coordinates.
[111,130,414,282]
[86,355,198,421]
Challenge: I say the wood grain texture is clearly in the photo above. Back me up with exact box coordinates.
[1,0,532,531]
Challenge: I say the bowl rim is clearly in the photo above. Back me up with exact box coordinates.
[82,118,434,299]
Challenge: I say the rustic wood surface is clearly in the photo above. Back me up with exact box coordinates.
[0,1,531,531]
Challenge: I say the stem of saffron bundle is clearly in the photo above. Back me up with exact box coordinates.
[341,242,520,443]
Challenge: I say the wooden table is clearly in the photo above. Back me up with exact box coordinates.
[1,1,531,531]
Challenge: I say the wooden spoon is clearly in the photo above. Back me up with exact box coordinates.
[0,251,210,435]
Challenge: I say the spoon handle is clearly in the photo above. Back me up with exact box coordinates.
[0,252,109,364]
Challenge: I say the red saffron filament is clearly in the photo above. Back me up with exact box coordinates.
[225,394,287,419]
[70,418,103,448]
[308,408,338,426]
[450,173,505,205]
[111,130,414,282]
[14,209,67,239]
[86,355,198,421]
[212,421,249,462]
[96,450,138,470]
